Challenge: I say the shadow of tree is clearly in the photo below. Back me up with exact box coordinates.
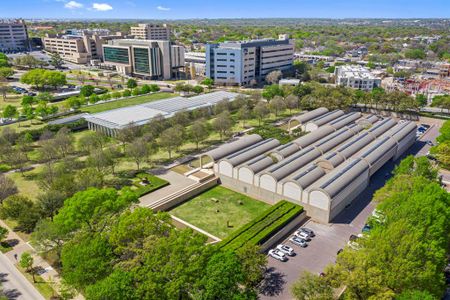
[258,267,286,297]
[3,288,21,299]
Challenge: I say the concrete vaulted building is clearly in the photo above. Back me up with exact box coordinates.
[200,108,417,223]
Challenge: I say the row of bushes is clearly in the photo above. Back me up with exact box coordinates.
[132,173,169,197]
[221,200,303,251]
[19,118,88,141]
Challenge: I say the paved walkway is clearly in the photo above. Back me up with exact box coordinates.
[0,220,83,300]
[0,252,45,300]
[139,169,196,207]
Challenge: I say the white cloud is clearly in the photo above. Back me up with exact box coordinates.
[65,1,83,9]
[92,3,113,11]
[157,5,170,11]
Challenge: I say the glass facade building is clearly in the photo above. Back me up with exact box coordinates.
[104,47,130,64]
[133,47,150,74]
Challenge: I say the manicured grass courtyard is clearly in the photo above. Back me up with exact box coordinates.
[80,92,176,114]
[170,186,270,239]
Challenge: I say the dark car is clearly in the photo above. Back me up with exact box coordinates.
[362,224,371,233]
[337,248,343,255]
[349,234,359,241]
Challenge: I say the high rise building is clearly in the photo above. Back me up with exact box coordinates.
[102,39,184,80]
[206,36,294,86]
[130,24,170,40]
[0,19,30,52]
[43,31,124,64]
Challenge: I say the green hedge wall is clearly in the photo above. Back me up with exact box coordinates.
[220,200,303,251]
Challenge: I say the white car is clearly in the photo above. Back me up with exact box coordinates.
[289,236,308,247]
[268,249,287,262]
[276,244,295,256]
[294,230,311,241]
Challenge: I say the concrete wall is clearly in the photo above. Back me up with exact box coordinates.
[368,146,397,176]
[260,212,307,252]
[282,181,302,202]
[329,171,370,222]
[151,178,218,211]
[220,175,285,205]
[394,130,416,160]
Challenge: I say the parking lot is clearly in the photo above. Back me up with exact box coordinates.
[259,117,443,299]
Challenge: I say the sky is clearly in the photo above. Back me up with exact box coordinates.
[1,0,449,19]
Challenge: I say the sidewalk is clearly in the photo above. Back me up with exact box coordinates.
[0,220,84,300]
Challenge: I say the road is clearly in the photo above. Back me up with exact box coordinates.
[259,117,444,299]
[0,253,45,300]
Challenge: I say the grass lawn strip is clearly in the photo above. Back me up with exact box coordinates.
[18,266,58,299]
[80,92,175,114]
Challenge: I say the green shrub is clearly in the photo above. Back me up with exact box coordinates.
[250,125,293,144]
[0,164,11,173]
[220,200,303,251]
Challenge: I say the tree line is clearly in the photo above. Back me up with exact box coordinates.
[291,156,449,300]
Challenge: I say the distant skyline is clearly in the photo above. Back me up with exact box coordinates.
[1,0,449,19]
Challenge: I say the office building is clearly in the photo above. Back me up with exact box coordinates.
[130,24,170,40]
[43,31,123,64]
[0,19,30,52]
[335,65,382,91]
[185,51,206,78]
[102,39,184,80]
[206,36,294,86]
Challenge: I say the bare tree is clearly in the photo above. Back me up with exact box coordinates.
[0,174,18,202]
[54,127,74,158]
[237,105,252,128]
[126,138,150,170]
[285,94,299,113]
[269,95,286,116]
[159,125,184,159]
[253,101,270,125]
[188,119,209,150]
[212,111,233,140]
[265,70,282,85]
[76,72,87,85]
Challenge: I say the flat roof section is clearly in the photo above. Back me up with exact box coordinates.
[85,91,241,129]
[87,106,166,127]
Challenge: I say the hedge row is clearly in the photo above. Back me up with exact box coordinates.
[133,173,169,197]
[220,200,303,251]
[19,119,88,141]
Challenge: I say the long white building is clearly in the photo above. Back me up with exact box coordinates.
[201,109,417,223]
[335,65,382,91]
[206,36,294,86]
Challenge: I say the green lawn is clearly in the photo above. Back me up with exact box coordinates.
[6,167,43,200]
[170,186,270,239]
[18,266,58,299]
[80,92,176,114]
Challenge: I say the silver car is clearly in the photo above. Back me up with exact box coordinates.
[289,236,308,247]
